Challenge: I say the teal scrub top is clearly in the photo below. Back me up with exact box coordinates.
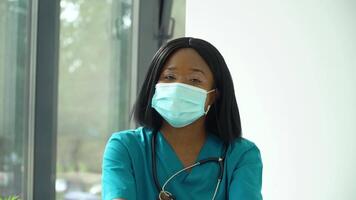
[101,126,263,200]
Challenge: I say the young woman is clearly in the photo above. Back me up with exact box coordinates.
[102,37,263,200]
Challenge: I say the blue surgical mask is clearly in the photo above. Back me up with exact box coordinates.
[151,82,215,128]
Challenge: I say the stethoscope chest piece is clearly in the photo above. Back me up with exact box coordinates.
[159,190,175,200]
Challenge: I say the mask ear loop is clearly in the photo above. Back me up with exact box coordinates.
[204,89,216,115]
[204,105,211,115]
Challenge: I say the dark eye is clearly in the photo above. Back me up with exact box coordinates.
[190,78,202,84]
[164,74,176,80]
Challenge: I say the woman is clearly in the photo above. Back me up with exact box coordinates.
[102,37,263,200]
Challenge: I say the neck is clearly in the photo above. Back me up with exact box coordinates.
[160,118,207,148]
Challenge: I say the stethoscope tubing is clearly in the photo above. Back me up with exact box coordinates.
[151,130,228,199]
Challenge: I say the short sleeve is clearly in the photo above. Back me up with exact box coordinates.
[101,134,136,200]
[228,145,263,200]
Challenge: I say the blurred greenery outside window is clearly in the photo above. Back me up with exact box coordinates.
[0,0,185,199]
[56,0,185,199]
[56,0,133,199]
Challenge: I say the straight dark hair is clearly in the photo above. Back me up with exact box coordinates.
[132,37,242,144]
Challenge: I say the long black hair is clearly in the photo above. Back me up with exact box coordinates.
[132,37,242,143]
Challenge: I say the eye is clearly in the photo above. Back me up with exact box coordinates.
[190,78,202,84]
[164,74,176,80]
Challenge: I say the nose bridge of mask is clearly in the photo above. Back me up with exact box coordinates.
[156,82,207,100]
[156,82,215,94]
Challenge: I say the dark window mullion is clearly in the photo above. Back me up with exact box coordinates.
[33,0,60,199]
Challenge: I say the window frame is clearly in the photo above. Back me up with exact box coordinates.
[27,0,179,199]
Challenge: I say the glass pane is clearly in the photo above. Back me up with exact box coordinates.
[170,0,185,39]
[0,0,31,198]
[56,0,133,199]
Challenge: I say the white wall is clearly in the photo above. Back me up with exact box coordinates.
[186,1,356,199]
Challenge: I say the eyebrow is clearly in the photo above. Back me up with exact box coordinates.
[191,68,205,75]
[165,65,206,75]
[166,65,177,70]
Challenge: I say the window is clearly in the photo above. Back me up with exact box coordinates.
[0,0,31,198]
[56,0,134,199]
[0,0,185,198]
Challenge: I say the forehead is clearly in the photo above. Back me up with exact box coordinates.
[162,48,211,73]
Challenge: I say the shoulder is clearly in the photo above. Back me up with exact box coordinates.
[227,137,262,168]
[103,126,154,162]
[109,126,149,140]
[229,137,260,154]
[106,126,153,149]
[226,137,263,199]
[109,126,154,141]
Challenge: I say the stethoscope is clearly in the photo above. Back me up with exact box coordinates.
[151,130,228,200]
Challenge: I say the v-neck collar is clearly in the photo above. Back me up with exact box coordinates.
[155,130,216,182]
